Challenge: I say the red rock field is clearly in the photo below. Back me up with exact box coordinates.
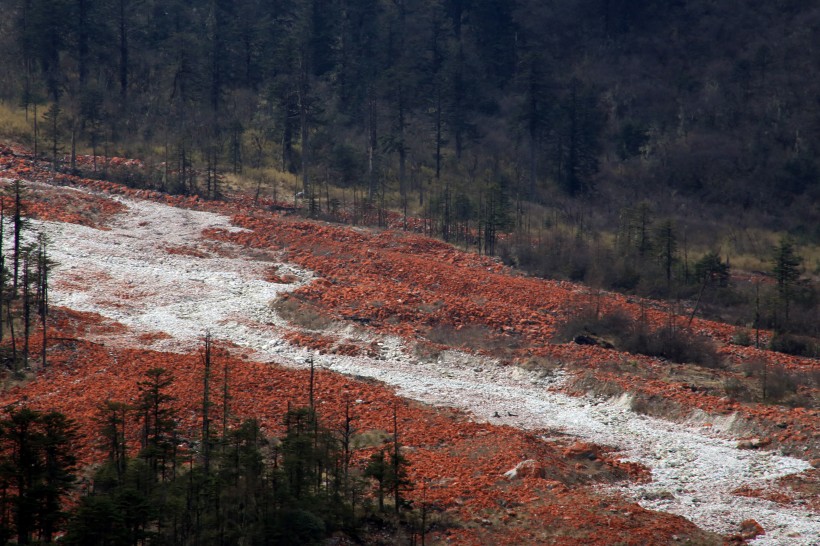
[0,144,818,545]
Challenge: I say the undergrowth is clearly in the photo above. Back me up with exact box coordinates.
[0,101,32,145]
[271,296,336,331]
[555,309,724,369]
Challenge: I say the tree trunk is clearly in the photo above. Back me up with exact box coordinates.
[22,257,30,369]
[119,0,129,100]
[299,61,310,195]
[13,181,23,290]
[368,89,378,201]
[201,332,211,474]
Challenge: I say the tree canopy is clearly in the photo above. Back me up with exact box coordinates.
[0,0,817,231]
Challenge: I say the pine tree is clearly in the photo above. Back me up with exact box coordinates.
[95,400,129,481]
[655,220,677,290]
[11,179,27,291]
[35,234,50,369]
[136,367,177,479]
[771,237,802,327]
[0,407,77,544]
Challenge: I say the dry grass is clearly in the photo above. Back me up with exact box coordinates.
[425,324,522,355]
[518,355,564,371]
[270,296,337,331]
[0,101,32,145]
[725,228,820,278]
[223,168,301,202]
[352,429,392,449]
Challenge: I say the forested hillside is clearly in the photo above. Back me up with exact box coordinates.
[1,0,819,213]
[1,0,818,337]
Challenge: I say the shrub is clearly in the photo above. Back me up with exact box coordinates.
[621,326,724,369]
[554,309,632,344]
[723,376,750,401]
[80,162,163,190]
[732,328,752,346]
[607,263,641,292]
[271,296,335,331]
[427,323,520,353]
[505,231,595,283]
[742,358,817,407]
[741,358,766,378]
[556,309,724,368]
[769,333,820,358]
[762,363,798,401]
[277,509,326,544]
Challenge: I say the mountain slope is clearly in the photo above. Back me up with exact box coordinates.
[0,146,817,543]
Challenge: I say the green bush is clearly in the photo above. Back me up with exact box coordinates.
[275,509,326,545]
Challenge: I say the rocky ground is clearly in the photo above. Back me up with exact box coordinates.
[1,145,818,544]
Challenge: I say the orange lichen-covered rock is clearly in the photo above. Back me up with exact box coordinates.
[563,441,601,461]
[737,519,765,540]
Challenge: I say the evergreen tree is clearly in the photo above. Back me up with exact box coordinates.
[771,237,803,327]
[694,251,730,288]
[655,219,677,289]
[558,80,604,196]
[136,367,177,479]
[95,400,129,481]
[10,179,28,291]
[0,407,77,544]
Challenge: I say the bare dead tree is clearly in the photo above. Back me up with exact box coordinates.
[201,331,213,474]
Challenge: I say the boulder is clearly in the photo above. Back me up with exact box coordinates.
[738,519,765,540]
[563,441,601,461]
[503,459,545,480]
[737,437,771,449]
[573,334,615,349]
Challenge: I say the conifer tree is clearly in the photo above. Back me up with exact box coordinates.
[771,237,803,327]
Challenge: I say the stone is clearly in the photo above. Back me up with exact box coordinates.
[737,437,771,449]
[503,459,545,480]
[739,519,765,540]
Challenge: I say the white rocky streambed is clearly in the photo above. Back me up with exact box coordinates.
[20,181,820,545]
